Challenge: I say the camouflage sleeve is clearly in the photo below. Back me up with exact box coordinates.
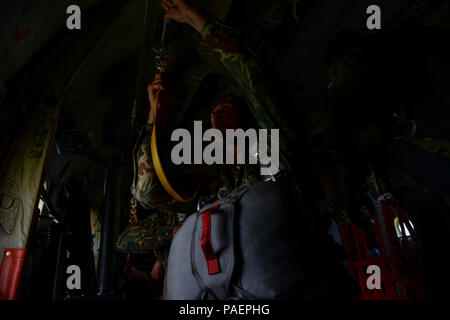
[116,210,176,254]
[199,19,297,172]
[131,128,174,210]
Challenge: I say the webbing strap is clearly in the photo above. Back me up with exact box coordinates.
[200,205,220,275]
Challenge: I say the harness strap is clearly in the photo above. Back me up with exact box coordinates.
[189,210,218,300]
[200,205,220,275]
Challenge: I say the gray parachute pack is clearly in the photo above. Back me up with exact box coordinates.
[164,178,359,300]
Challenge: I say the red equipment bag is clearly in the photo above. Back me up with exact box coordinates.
[0,248,26,300]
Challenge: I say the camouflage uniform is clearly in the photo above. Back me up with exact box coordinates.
[116,210,177,256]
[200,18,298,173]
[117,18,298,256]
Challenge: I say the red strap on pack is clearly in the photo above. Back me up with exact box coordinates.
[200,205,220,275]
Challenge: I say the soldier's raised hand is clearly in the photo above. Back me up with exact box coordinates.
[161,0,209,32]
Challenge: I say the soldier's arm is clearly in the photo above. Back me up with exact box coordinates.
[131,132,174,210]
[162,0,297,172]
[131,71,178,210]
[199,20,292,134]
